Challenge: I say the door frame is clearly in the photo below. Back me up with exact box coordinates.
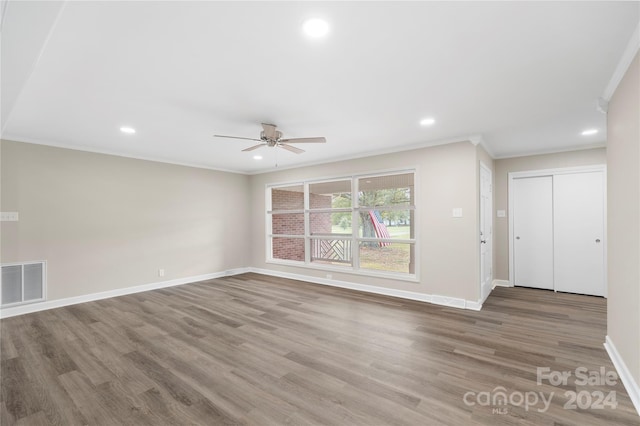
[508,164,607,294]
[479,162,493,303]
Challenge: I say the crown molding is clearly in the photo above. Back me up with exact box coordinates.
[492,142,607,160]
[1,136,247,175]
[602,22,640,102]
[469,134,496,158]
[245,134,483,175]
[596,97,609,114]
[468,135,482,146]
[4,131,485,176]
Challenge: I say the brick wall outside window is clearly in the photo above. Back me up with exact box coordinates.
[271,189,331,261]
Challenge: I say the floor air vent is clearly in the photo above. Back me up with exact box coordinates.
[1,261,46,307]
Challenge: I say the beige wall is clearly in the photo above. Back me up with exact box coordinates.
[607,53,640,386]
[1,140,250,301]
[249,141,483,302]
[2,138,489,306]
[493,148,607,281]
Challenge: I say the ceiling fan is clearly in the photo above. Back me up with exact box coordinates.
[214,123,326,154]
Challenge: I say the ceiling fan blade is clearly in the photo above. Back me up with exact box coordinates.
[279,143,305,154]
[242,144,265,152]
[261,123,277,140]
[213,135,261,142]
[280,137,326,144]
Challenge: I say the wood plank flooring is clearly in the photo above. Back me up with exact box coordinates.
[1,273,638,425]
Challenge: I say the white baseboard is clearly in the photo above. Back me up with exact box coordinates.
[1,266,482,318]
[224,268,252,276]
[478,281,494,307]
[465,299,483,311]
[430,294,466,309]
[492,279,512,288]
[0,268,251,319]
[604,335,640,416]
[249,267,482,311]
[249,267,432,303]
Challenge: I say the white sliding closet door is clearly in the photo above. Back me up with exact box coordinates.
[512,176,554,290]
[553,172,605,296]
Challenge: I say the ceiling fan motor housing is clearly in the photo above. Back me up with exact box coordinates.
[260,130,283,147]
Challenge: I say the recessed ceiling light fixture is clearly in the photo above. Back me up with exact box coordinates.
[420,117,436,126]
[120,126,136,134]
[581,129,598,136]
[253,155,263,160]
[303,18,329,38]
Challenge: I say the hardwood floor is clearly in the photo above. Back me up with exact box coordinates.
[1,273,638,425]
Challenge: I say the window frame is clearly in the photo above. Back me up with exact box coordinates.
[266,169,418,281]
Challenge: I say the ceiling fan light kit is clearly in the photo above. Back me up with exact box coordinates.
[214,123,326,155]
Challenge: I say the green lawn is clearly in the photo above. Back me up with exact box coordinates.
[329,225,412,273]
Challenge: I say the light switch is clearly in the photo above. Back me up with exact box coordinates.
[497,210,506,218]
[0,212,19,221]
[452,208,463,218]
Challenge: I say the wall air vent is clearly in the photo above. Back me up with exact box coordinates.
[1,261,46,307]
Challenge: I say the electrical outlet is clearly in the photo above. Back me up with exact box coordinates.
[158,269,165,277]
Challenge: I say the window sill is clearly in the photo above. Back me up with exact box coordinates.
[265,259,420,283]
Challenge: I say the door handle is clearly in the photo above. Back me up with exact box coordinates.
[595,239,601,243]
[516,236,520,240]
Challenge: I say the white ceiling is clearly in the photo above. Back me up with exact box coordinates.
[2,1,638,174]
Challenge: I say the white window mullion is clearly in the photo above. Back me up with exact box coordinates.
[266,188,273,260]
[358,237,415,244]
[267,209,305,214]
[304,182,311,264]
[267,234,306,239]
[352,176,360,270]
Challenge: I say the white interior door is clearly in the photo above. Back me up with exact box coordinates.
[480,164,493,301]
[513,176,554,290]
[553,172,605,296]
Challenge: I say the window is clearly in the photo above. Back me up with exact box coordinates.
[270,184,305,262]
[357,173,415,274]
[267,170,416,278]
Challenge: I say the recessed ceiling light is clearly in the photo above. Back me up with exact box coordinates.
[253,155,263,160]
[581,129,598,136]
[420,117,436,126]
[120,126,136,134]
[303,18,329,38]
